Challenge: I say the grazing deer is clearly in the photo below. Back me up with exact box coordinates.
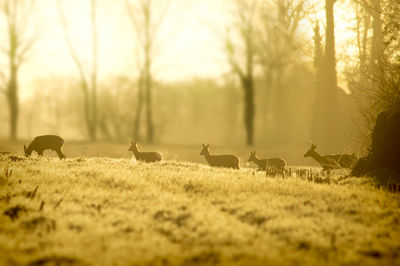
[248,150,286,171]
[304,144,355,170]
[24,135,65,159]
[200,144,240,169]
[128,140,162,162]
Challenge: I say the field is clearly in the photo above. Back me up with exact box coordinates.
[1,142,400,265]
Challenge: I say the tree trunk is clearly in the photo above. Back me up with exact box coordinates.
[133,74,144,140]
[311,0,338,148]
[90,0,98,141]
[144,2,154,143]
[324,0,338,127]
[7,23,19,140]
[7,70,18,140]
[144,57,153,143]
[242,76,254,146]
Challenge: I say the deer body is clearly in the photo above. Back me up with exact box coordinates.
[324,154,356,168]
[128,141,162,162]
[248,151,286,171]
[200,144,239,169]
[24,135,65,159]
[304,144,355,170]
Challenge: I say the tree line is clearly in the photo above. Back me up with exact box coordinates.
[0,0,399,150]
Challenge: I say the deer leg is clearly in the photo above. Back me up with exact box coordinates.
[38,150,43,156]
[56,149,66,160]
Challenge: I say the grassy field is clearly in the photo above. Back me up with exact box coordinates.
[1,144,400,265]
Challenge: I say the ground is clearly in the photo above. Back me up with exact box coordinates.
[0,143,400,265]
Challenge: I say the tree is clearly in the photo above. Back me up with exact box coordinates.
[0,0,36,140]
[57,0,99,140]
[225,0,259,146]
[311,0,340,149]
[348,0,400,133]
[125,0,171,143]
[259,0,309,143]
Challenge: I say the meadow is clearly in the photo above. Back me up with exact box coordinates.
[0,143,400,265]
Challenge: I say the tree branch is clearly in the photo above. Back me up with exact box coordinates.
[225,35,244,78]
[16,35,36,66]
[56,0,88,85]
[125,0,145,46]
[151,0,171,41]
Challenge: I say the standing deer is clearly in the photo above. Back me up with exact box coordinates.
[304,144,355,170]
[200,144,240,169]
[24,135,66,159]
[128,140,162,162]
[248,150,286,171]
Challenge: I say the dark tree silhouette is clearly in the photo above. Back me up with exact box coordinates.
[311,0,339,149]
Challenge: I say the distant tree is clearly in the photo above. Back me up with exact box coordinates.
[56,0,99,140]
[125,0,172,143]
[0,0,36,140]
[225,0,259,146]
[259,0,309,143]
[97,76,136,141]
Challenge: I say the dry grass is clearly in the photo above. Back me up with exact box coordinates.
[0,153,400,266]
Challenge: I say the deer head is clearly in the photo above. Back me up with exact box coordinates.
[248,150,257,162]
[200,144,209,156]
[304,144,318,157]
[128,140,138,152]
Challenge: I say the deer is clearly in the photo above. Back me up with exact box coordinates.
[247,150,286,171]
[128,140,162,162]
[200,144,240,169]
[24,135,65,159]
[304,144,356,170]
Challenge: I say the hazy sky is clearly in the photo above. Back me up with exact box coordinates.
[0,0,356,99]
[0,0,234,99]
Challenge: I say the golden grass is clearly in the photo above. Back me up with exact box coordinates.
[1,154,400,265]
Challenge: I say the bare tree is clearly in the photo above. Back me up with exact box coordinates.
[56,0,99,140]
[125,0,171,143]
[348,0,399,132]
[225,0,260,146]
[0,0,36,140]
[259,0,308,143]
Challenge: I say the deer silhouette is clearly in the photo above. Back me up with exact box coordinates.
[248,150,286,171]
[24,135,65,159]
[200,144,239,169]
[304,144,355,170]
[128,140,162,162]
[304,144,338,170]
